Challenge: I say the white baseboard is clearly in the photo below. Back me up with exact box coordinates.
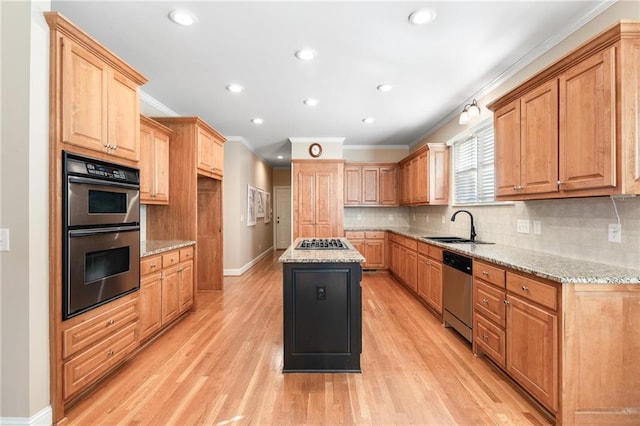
[224,246,274,276]
[0,406,52,426]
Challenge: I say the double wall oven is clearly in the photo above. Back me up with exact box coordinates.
[63,152,140,320]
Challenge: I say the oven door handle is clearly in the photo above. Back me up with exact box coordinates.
[68,175,140,190]
[69,225,140,237]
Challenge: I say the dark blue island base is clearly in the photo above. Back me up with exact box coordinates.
[282,262,362,373]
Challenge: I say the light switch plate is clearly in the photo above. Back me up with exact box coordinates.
[516,220,530,234]
[0,228,9,251]
[608,223,622,243]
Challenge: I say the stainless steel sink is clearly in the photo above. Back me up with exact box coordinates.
[423,236,494,245]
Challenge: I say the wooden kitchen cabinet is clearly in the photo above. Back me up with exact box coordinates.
[139,246,195,342]
[388,233,418,293]
[473,260,507,368]
[46,13,146,165]
[140,115,171,204]
[489,22,640,199]
[398,144,449,205]
[506,282,558,412]
[345,231,387,269]
[197,124,225,180]
[417,242,443,315]
[344,163,398,206]
[293,160,344,239]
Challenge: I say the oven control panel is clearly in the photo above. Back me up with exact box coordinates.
[86,163,127,180]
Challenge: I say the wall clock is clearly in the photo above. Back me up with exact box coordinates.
[309,143,322,158]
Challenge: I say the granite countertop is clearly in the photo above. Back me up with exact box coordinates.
[346,227,640,284]
[141,240,196,258]
[279,238,366,263]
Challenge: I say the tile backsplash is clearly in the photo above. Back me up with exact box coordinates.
[344,196,640,270]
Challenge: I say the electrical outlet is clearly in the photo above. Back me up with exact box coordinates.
[516,220,530,234]
[388,214,393,221]
[533,221,541,235]
[0,228,9,251]
[608,223,622,243]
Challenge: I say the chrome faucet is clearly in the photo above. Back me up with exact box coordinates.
[451,210,477,242]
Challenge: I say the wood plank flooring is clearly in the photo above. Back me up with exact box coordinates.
[65,251,551,425]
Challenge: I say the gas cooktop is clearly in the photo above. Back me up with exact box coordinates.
[295,238,348,250]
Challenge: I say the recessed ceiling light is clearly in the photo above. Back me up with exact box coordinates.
[303,98,318,107]
[168,9,196,26]
[362,117,375,124]
[251,118,264,125]
[377,84,392,92]
[277,155,284,159]
[408,9,437,25]
[295,48,316,61]
[226,84,244,93]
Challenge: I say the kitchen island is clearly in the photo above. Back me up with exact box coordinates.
[279,238,365,372]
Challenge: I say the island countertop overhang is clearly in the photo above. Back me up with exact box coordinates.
[279,238,366,263]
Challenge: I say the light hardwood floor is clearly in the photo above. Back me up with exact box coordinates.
[65,251,550,425]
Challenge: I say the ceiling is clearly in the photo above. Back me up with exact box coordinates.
[52,1,610,167]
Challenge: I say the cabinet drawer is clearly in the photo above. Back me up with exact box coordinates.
[141,255,162,276]
[474,260,505,288]
[474,280,506,328]
[162,250,180,268]
[180,246,194,262]
[345,231,365,239]
[427,245,442,261]
[63,322,138,400]
[474,315,506,368]
[62,299,138,359]
[365,231,385,239]
[417,242,429,256]
[506,272,558,311]
[391,234,417,251]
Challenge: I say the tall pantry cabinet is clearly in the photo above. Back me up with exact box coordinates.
[293,160,344,239]
[147,117,226,292]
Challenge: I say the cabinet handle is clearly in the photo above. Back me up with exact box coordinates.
[150,264,157,269]
[107,349,115,356]
[557,180,562,186]
[112,145,117,151]
[482,271,489,276]
[107,319,114,325]
[482,298,488,304]
[521,285,529,291]
[483,334,489,340]
[504,299,509,305]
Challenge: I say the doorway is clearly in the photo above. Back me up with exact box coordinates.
[274,186,292,249]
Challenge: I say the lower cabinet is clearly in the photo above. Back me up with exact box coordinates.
[345,231,387,269]
[140,245,195,342]
[61,296,139,400]
[388,233,417,292]
[417,242,443,315]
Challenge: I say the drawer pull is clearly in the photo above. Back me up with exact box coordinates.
[482,271,489,276]
[107,349,115,356]
[483,334,489,340]
[504,299,510,305]
[107,319,114,326]
[150,264,157,268]
[482,298,488,304]
[521,285,529,291]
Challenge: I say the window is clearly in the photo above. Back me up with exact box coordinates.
[452,121,495,204]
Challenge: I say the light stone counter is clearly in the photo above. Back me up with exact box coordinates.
[279,238,366,263]
[141,240,196,258]
[346,227,640,284]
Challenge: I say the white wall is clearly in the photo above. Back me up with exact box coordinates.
[0,0,52,423]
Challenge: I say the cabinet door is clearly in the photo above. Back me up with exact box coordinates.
[559,47,615,192]
[494,99,521,196]
[417,254,430,302]
[314,172,334,237]
[108,70,140,162]
[61,37,108,152]
[153,131,170,203]
[344,166,362,205]
[507,294,558,411]
[428,146,449,205]
[178,260,194,313]
[413,153,428,203]
[362,167,380,205]
[404,249,418,293]
[297,171,317,238]
[140,272,162,340]
[139,123,155,202]
[389,242,400,276]
[379,166,398,205]
[400,163,410,205]
[364,239,385,268]
[520,80,559,195]
[161,266,180,324]
[427,259,443,314]
[197,127,215,174]
[212,140,224,176]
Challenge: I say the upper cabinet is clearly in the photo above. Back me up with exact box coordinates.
[197,124,225,180]
[46,12,147,165]
[344,163,398,206]
[489,21,640,199]
[398,144,449,206]
[140,115,171,205]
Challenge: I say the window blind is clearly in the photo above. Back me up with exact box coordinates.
[453,124,495,204]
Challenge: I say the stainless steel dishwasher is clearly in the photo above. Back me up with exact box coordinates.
[442,250,473,343]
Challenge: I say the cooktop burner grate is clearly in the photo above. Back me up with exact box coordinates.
[295,238,348,250]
